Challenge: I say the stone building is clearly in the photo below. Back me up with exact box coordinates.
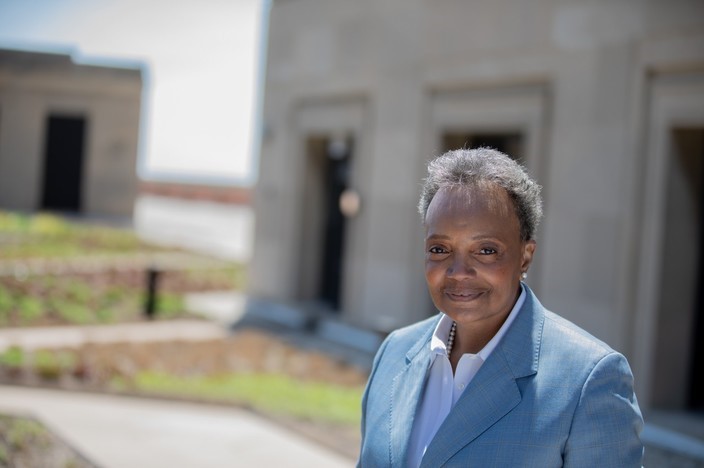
[0,48,144,217]
[250,0,704,414]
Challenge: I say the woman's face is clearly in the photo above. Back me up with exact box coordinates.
[424,184,535,330]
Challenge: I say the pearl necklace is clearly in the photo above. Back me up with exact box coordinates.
[446,321,457,356]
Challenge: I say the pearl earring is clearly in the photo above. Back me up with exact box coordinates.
[521,272,528,280]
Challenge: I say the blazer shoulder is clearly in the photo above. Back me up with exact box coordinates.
[543,310,614,353]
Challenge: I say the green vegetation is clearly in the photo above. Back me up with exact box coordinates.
[0,346,24,370]
[0,275,196,326]
[131,372,363,425]
[54,300,94,325]
[184,266,248,291]
[0,285,12,310]
[33,350,77,381]
[149,292,185,318]
[17,296,43,322]
[0,347,78,381]
[0,211,145,259]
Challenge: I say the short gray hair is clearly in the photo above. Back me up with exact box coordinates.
[418,147,543,241]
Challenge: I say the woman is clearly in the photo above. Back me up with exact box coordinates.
[358,148,643,467]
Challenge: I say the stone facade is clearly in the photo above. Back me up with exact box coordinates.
[0,48,143,217]
[251,0,704,411]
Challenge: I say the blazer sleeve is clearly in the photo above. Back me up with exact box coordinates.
[357,331,393,467]
[563,351,644,467]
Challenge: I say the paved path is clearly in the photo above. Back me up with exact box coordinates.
[0,385,353,468]
[0,319,228,352]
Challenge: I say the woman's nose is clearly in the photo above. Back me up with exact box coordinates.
[446,255,476,278]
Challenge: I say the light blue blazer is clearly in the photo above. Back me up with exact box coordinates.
[358,286,643,467]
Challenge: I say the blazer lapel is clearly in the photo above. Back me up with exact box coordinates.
[388,319,437,467]
[420,288,545,467]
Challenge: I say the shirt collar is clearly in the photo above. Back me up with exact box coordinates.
[430,283,527,360]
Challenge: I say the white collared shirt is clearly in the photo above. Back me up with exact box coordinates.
[407,285,527,468]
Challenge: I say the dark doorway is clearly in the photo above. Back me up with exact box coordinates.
[319,138,352,310]
[300,136,353,311]
[442,132,524,160]
[41,115,87,212]
[682,128,704,411]
[653,128,704,410]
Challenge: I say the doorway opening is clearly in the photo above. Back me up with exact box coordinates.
[299,135,354,311]
[429,131,527,316]
[652,128,704,411]
[41,115,87,212]
[442,131,524,160]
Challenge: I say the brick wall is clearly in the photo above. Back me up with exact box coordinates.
[139,181,252,205]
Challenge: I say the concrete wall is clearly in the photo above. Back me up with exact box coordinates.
[252,0,704,409]
[0,49,143,217]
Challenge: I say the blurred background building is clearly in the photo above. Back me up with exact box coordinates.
[0,48,143,217]
[250,0,704,414]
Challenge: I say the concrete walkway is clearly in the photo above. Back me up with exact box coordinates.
[0,319,228,352]
[0,385,353,467]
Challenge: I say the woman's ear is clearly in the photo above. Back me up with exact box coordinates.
[521,240,536,272]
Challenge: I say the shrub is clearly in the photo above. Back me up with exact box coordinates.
[17,297,43,323]
[33,350,77,381]
[55,300,93,325]
[0,346,24,371]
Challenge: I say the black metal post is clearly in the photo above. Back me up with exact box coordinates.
[144,267,160,319]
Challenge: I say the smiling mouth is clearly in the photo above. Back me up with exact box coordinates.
[445,290,484,302]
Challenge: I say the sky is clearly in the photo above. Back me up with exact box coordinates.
[0,0,264,185]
